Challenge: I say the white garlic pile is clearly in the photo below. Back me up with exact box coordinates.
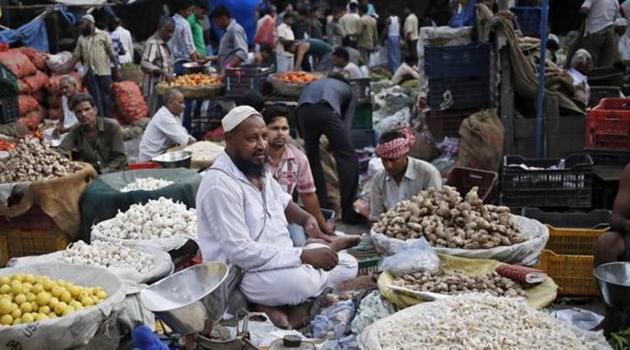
[62,240,154,273]
[183,141,224,162]
[119,177,174,192]
[94,197,196,240]
[374,294,598,350]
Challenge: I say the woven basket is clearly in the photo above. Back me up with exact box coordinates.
[156,83,224,99]
[267,72,324,97]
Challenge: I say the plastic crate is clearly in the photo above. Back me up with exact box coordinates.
[225,65,273,97]
[351,129,376,149]
[511,6,542,37]
[589,86,622,107]
[584,149,630,167]
[427,108,478,140]
[585,98,630,150]
[353,103,373,129]
[0,206,70,266]
[128,162,160,170]
[0,63,19,99]
[446,167,499,204]
[358,257,380,276]
[0,96,19,124]
[536,250,599,296]
[501,154,594,209]
[349,78,371,104]
[428,77,490,110]
[425,43,490,80]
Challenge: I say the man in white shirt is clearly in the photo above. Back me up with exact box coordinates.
[111,17,134,65]
[369,129,442,221]
[332,47,364,79]
[403,6,419,60]
[53,75,80,137]
[339,3,361,44]
[196,106,359,328]
[138,89,195,161]
[567,49,593,107]
[277,12,295,51]
[580,0,620,67]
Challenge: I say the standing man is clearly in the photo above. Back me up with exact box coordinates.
[340,3,361,46]
[327,7,345,47]
[369,129,442,221]
[58,93,127,174]
[141,16,176,116]
[580,0,620,67]
[197,106,359,328]
[188,0,209,59]
[263,105,335,246]
[276,11,295,51]
[403,6,419,60]
[385,7,401,73]
[332,47,363,79]
[138,89,195,161]
[111,17,134,65]
[170,0,201,75]
[210,5,248,69]
[66,14,117,118]
[295,76,360,224]
[357,4,378,64]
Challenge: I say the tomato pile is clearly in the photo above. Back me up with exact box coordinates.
[168,74,223,87]
[276,72,319,84]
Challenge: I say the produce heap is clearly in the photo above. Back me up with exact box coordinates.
[373,186,526,249]
[119,177,174,192]
[374,294,597,349]
[391,270,527,298]
[183,141,224,163]
[0,138,82,183]
[0,273,107,326]
[93,197,196,240]
[62,240,154,274]
[164,73,222,87]
[276,71,320,84]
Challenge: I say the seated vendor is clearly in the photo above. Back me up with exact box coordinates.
[53,75,80,137]
[58,93,127,173]
[369,129,442,221]
[263,105,335,246]
[138,89,196,162]
[595,164,630,266]
[196,106,360,328]
[391,55,420,85]
[567,49,592,107]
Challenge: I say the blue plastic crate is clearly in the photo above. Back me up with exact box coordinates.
[425,43,490,80]
[511,6,543,37]
[428,77,490,110]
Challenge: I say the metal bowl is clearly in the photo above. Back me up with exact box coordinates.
[152,151,192,168]
[183,62,215,74]
[593,262,630,312]
[140,262,229,334]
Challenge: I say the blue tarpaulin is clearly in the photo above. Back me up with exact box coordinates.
[209,0,260,46]
[0,17,49,52]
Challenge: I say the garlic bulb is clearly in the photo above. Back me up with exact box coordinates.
[93,197,196,240]
[61,240,154,273]
[119,177,174,192]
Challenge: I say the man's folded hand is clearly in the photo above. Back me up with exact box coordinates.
[300,247,339,271]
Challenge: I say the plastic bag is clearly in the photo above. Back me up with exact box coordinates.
[378,237,440,277]
[350,291,395,335]
[373,107,410,141]
[310,300,356,339]
[46,51,73,74]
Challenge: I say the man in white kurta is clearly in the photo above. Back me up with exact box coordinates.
[196,106,358,327]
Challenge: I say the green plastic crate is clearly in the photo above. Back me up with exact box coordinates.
[353,103,373,129]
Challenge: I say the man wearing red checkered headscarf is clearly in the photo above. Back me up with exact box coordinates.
[368,128,443,221]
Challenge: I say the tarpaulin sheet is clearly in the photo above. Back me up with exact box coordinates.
[0,18,49,52]
[79,168,201,242]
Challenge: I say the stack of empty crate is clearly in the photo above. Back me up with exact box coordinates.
[425,42,490,141]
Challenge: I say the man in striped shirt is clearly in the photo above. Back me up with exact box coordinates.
[141,16,176,115]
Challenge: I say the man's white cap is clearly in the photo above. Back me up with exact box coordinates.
[82,14,95,24]
[222,105,261,132]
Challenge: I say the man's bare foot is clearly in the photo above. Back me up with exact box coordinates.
[255,304,291,329]
[328,235,361,252]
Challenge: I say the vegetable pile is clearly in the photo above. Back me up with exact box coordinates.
[276,71,319,84]
[390,270,527,298]
[373,186,526,249]
[119,177,174,192]
[93,197,196,240]
[166,73,222,87]
[0,139,15,152]
[0,273,107,326]
[183,141,224,163]
[373,294,599,350]
[0,138,82,183]
[61,240,154,274]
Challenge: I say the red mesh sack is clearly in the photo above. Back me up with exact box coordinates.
[15,47,47,70]
[112,81,148,125]
[0,50,37,78]
[18,95,40,115]
[18,109,45,130]
[23,70,50,93]
[18,80,31,94]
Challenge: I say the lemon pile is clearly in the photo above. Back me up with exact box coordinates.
[0,273,108,326]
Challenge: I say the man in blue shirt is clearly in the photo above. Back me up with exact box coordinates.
[170,0,202,75]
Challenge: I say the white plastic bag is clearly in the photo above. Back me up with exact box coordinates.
[378,237,440,277]
[45,51,73,74]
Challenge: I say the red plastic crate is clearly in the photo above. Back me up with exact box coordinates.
[585,98,630,150]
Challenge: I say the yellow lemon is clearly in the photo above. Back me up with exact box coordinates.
[36,292,51,306]
[30,283,43,295]
[0,284,11,294]
[0,314,12,325]
[38,306,50,315]
[21,313,34,324]
[19,303,32,313]
[0,299,12,315]
[13,294,26,305]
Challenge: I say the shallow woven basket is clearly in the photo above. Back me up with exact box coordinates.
[267,72,324,97]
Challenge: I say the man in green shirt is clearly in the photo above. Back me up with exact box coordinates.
[58,93,128,174]
[188,0,209,58]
